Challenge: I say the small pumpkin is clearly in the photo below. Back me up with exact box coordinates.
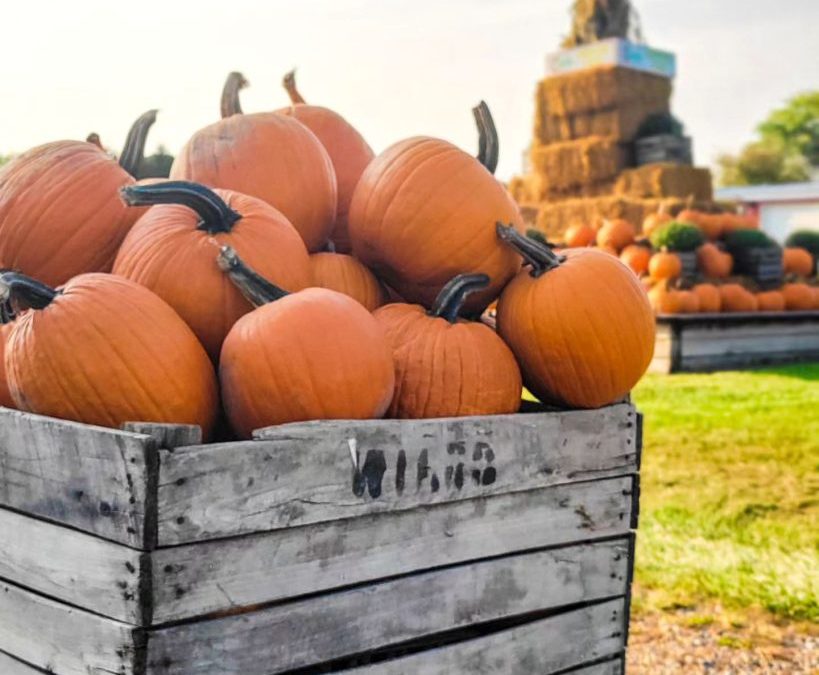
[648,251,682,281]
[648,283,683,315]
[596,219,636,252]
[0,272,218,434]
[677,290,701,314]
[309,251,387,311]
[495,225,655,409]
[171,72,337,252]
[564,223,596,248]
[348,102,522,312]
[783,247,814,277]
[756,290,786,312]
[719,284,758,313]
[781,283,815,311]
[696,243,733,279]
[620,244,651,276]
[692,283,721,313]
[276,70,375,254]
[642,204,672,238]
[218,247,394,438]
[374,273,521,418]
[113,181,311,361]
[0,110,158,286]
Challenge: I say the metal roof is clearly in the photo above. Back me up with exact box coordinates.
[716,182,819,204]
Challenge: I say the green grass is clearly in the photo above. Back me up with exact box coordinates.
[632,364,819,621]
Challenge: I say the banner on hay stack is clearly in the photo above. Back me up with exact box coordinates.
[547,38,676,79]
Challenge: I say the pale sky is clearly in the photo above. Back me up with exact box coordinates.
[2,1,818,181]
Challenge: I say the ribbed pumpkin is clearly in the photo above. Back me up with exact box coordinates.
[0,272,218,434]
[719,284,758,313]
[170,72,337,252]
[218,247,394,438]
[648,251,682,281]
[677,290,701,314]
[756,290,786,312]
[0,110,158,286]
[783,247,814,277]
[648,283,683,315]
[692,283,721,313]
[0,317,14,408]
[495,225,654,409]
[348,102,522,313]
[309,251,387,311]
[596,219,635,252]
[374,274,521,418]
[276,71,375,253]
[620,244,651,276]
[564,223,596,248]
[782,283,815,310]
[642,205,672,238]
[696,243,733,279]
[113,181,311,362]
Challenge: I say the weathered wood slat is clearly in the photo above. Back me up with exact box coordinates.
[121,422,202,450]
[0,506,147,625]
[0,650,48,674]
[157,404,637,545]
[0,579,141,675]
[152,476,635,623]
[0,408,155,549]
[146,543,629,674]
[342,598,626,675]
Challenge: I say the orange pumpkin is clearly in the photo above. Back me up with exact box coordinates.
[677,290,701,314]
[564,223,596,248]
[1,272,218,434]
[374,274,521,418]
[648,283,683,315]
[0,319,15,408]
[620,244,651,276]
[309,251,387,311]
[275,70,375,254]
[719,284,758,313]
[696,243,733,279]
[171,72,337,252]
[0,110,158,286]
[495,225,655,409]
[812,286,819,310]
[218,247,395,438]
[692,283,721,313]
[756,290,786,312]
[642,205,672,238]
[597,245,620,257]
[783,247,814,277]
[648,251,682,281]
[113,181,311,362]
[348,102,522,312]
[782,283,815,311]
[596,219,635,252]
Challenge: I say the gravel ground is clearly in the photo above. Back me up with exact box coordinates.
[627,610,818,674]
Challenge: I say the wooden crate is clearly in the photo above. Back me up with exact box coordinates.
[730,247,784,290]
[634,134,692,166]
[651,312,819,373]
[0,404,641,674]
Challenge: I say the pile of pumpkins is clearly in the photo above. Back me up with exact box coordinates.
[0,71,656,440]
[559,207,819,316]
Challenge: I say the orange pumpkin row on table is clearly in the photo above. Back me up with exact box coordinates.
[782,247,815,277]
[696,242,733,279]
[677,209,759,240]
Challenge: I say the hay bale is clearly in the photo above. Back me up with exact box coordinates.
[529,137,629,192]
[536,100,671,144]
[614,164,713,200]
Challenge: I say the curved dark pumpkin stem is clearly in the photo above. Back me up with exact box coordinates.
[86,133,103,150]
[217,246,289,307]
[0,272,60,311]
[283,70,306,105]
[119,109,159,177]
[473,101,499,175]
[496,223,565,277]
[430,273,490,323]
[120,181,242,234]
[221,71,248,119]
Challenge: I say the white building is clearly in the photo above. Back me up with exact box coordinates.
[716,182,819,243]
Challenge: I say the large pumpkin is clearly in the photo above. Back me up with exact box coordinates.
[0,306,15,408]
[495,225,655,409]
[692,283,721,313]
[348,102,522,312]
[171,72,337,252]
[374,273,521,418]
[756,290,786,312]
[113,181,311,361]
[719,284,758,313]
[782,283,815,310]
[783,247,814,277]
[218,247,394,437]
[309,251,386,311]
[696,243,733,279]
[0,110,158,286]
[275,70,375,253]
[0,272,218,434]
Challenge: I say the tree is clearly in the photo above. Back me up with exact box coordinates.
[758,91,819,167]
[137,144,174,179]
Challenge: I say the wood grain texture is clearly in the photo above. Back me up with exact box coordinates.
[151,476,635,623]
[0,650,48,674]
[146,543,629,674]
[121,422,202,450]
[157,404,637,544]
[343,598,626,675]
[0,506,147,625]
[0,408,155,549]
[0,579,141,675]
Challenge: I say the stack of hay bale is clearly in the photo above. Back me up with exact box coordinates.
[510,64,715,241]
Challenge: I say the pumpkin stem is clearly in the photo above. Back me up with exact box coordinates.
[283,70,306,104]
[0,272,60,311]
[496,223,565,277]
[473,101,499,175]
[430,273,490,323]
[221,71,248,119]
[120,181,242,234]
[217,246,289,307]
[119,109,159,177]
[86,133,103,150]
